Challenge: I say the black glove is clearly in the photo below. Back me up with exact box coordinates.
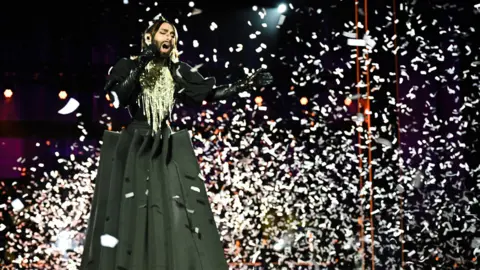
[208,68,273,101]
[103,46,161,108]
[246,68,273,87]
[138,44,159,67]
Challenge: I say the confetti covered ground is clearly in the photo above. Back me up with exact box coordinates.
[1,1,480,269]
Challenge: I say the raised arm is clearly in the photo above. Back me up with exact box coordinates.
[104,45,158,108]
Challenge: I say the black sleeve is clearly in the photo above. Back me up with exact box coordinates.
[104,58,141,108]
[174,62,216,107]
[206,82,246,101]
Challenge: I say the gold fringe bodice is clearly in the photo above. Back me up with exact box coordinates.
[138,61,176,134]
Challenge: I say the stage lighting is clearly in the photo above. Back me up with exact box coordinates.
[59,90,68,100]
[4,89,13,98]
[277,3,287,13]
[300,97,308,105]
[344,97,352,106]
[255,96,263,105]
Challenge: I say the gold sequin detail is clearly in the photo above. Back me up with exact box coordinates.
[138,61,175,134]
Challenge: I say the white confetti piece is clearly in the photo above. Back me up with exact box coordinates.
[11,198,24,212]
[190,63,203,72]
[58,98,80,115]
[100,234,119,248]
[347,39,366,47]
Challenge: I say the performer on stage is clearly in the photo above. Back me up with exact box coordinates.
[80,17,272,270]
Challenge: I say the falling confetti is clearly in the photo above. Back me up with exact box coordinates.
[58,98,80,115]
[1,1,479,269]
[100,234,119,248]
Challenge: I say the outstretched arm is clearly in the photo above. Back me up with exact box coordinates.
[207,68,273,101]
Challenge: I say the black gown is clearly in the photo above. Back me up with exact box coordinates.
[80,58,229,270]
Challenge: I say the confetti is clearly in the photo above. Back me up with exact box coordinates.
[1,1,479,269]
[100,234,119,248]
[11,198,24,212]
[58,98,80,115]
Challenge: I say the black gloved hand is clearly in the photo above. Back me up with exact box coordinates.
[208,68,273,101]
[139,44,159,66]
[245,68,273,87]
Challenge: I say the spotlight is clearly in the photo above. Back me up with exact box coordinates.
[300,97,308,105]
[4,89,13,98]
[59,90,68,100]
[277,3,287,13]
[255,96,263,105]
[344,97,352,106]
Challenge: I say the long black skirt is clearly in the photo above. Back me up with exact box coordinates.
[80,121,228,270]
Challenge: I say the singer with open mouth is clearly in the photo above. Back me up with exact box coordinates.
[80,16,273,270]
